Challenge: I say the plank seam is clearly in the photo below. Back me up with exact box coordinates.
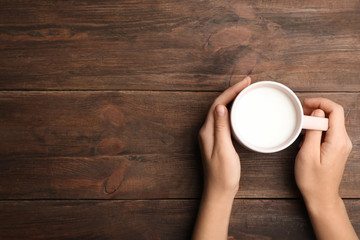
[0,90,359,93]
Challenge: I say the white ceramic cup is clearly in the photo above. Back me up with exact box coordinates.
[230,81,328,153]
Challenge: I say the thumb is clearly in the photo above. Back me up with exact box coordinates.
[301,109,326,154]
[213,105,232,149]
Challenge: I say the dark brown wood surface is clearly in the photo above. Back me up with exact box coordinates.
[1,199,359,240]
[0,92,359,200]
[0,0,359,239]
[0,0,359,91]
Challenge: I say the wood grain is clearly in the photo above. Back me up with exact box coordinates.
[0,151,359,200]
[0,92,358,157]
[0,92,358,199]
[0,199,359,240]
[0,1,359,238]
[0,91,209,157]
[0,0,359,91]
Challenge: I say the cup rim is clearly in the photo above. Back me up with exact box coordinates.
[230,81,303,153]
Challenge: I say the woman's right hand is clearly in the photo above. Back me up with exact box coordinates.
[295,97,357,240]
[295,97,352,207]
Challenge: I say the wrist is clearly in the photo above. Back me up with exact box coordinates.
[202,186,236,206]
[302,195,358,240]
[304,194,344,217]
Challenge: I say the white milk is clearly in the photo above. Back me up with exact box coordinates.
[232,87,297,149]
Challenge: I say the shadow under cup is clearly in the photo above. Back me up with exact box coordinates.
[230,81,305,153]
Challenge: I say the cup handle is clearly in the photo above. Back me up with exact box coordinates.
[302,115,329,131]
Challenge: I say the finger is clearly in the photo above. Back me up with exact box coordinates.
[204,76,251,127]
[213,105,233,156]
[303,98,345,130]
[301,109,325,159]
[302,105,313,115]
[213,76,251,107]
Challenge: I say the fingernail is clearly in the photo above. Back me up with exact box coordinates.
[243,76,251,82]
[312,109,325,118]
[216,105,226,116]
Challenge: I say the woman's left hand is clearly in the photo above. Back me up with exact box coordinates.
[198,76,251,198]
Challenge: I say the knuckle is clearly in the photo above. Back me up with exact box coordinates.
[346,138,353,152]
[198,127,206,139]
[214,122,225,132]
[199,125,211,141]
[336,105,345,115]
[337,136,352,154]
[339,140,347,150]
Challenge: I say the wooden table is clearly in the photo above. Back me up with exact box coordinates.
[0,1,359,239]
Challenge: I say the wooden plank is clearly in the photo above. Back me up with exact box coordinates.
[0,92,358,199]
[0,154,202,200]
[0,199,359,240]
[0,150,359,200]
[0,91,211,157]
[0,92,358,158]
[0,0,359,90]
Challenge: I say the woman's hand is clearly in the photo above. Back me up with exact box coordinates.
[295,98,352,207]
[199,76,251,198]
[193,76,251,240]
[295,97,357,240]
